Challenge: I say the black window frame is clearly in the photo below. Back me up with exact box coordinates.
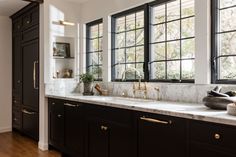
[211,0,236,84]
[86,18,103,81]
[111,0,195,83]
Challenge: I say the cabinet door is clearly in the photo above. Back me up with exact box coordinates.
[22,39,39,111]
[64,102,85,157]
[48,99,64,149]
[138,114,187,157]
[87,118,109,157]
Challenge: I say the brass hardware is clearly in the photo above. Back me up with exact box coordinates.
[57,114,62,118]
[64,103,79,107]
[22,109,36,115]
[140,116,172,125]
[17,80,21,84]
[13,100,17,103]
[101,125,108,131]
[214,133,221,140]
[52,102,55,105]
[33,61,39,90]
[14,118,18,121]
[26,20,30,24]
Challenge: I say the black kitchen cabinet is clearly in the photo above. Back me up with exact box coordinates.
[137,113,187,157]
[11,3,40,141]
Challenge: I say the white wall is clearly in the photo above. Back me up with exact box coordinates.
[0,16,12,133]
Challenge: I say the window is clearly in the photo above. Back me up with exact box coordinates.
[86,19,103,80]
[111,0,195,82]
[111,6,145,81]
[149,0,195,82]
[212,0,236,83]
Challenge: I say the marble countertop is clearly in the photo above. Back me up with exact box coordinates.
[46,93,236,126]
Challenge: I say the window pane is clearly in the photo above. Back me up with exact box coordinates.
[89,39,99,52]
[182,38,195,59]
[136,11,144,28]
[136,63,144,79]
[152,4,166,24]
[150,62,166,79]
[151,43,165,61]
[167,0,180,21]
[136,46,144,62]
[182,60,194,79]
[220,0,236,8]
[99,38,103,51]
[90,25,98,38]
[97,66,103,79]
[115,49,125,64]
[220,7,236,32]
[126,14,135,30]
[99,23,103,37]
[152,24,166,42]
[126,31,135,46]
[167,61,180,79]
[126,64,136,79]
[115,64,125,79]
[89,52,99,65]
[167,21,180,40]
[126,47,136,62]
[136,29,144,45]
[219,57,236,79]
[167,41,180,60]
[115,33,125,48]
[98,52,103,63]
[116,17,125,32]
[181,17,195,38]
[181,0,195,18]
[219,32,236,55]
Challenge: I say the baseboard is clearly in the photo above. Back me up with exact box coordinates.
[0,126,12,133]
[38,141,48,151]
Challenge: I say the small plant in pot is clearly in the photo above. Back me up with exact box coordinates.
[79,73,95,95]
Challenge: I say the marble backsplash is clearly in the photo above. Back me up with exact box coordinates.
[45,79,236,104]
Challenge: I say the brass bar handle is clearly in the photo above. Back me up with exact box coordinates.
[101,125,108,131]
[64,103,79,107]
[140,117,172,125]
[33,61,39,90]
[22,109,36,115]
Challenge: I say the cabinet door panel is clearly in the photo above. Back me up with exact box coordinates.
[22,39,39,111]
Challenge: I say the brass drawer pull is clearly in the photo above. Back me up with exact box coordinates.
[214,133,221,140]
[57,114,62,118]
[140,116,172,125]
[22,109,36,115]
[64,103,79,107]
[101,125,108,131]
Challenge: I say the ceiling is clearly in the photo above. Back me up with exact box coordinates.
[0,0,29,16]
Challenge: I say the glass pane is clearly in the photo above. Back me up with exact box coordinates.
[98,52,103,64]
[182,59,194,79]
[126,64,136,79]
[90,25,99,38]
[152,4,166,24]
[219,32,236,55]
[89,39,99,52]
[181,0,195,18]
[220,7,236,32]
[89,52,99,65]
[115,49,125,64]
[150,62,166,79]
[182,38,195,59]
[115,64,125,79]
[136,63,144,79]
[126,31,136,46]
[167,21,180,40]
[136,11,144,28]
[167,0,180,21]
[167,41,180,60]
[152,24,166,42]
[136,46,144,62]
[136,29,144,45]
[151,43,165,61]
[126,14,135,30]
[93,66,102,78]
[116,17,125,32]
[220,0,236,8]
[115,33,125,48]
[99,23,103,37]
[181,17,195,38]
[167,61,180,79]
[126,47,136,62]
[99,38,103,50]
[88,66,98,79]
[219,57,236,79]
[97,66,103,79]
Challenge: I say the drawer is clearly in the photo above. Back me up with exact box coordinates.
[48,99,64,115]
[190,120,236,151]
[22,6,39,30]
[22,25,39,42]
[12,110,21,129]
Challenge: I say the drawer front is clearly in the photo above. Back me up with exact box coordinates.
[48,99,64,115]
[22,6,39,30]
[22,25,39,43]
[190,120,236,151]
[12,110,21,129]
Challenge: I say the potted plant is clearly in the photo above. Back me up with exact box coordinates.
[79,73,95,95]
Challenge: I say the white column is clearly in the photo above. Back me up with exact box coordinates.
[194,0,211,84]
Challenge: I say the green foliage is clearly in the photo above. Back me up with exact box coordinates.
[79,73,94,83]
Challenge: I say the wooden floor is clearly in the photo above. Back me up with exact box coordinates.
[0,132,61,157]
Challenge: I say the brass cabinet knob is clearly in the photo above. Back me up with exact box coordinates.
[101,125,108,131]
[26,20,30,24]
[214,133,221,140]
[57,114,62,118]
[14,100,17,103]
